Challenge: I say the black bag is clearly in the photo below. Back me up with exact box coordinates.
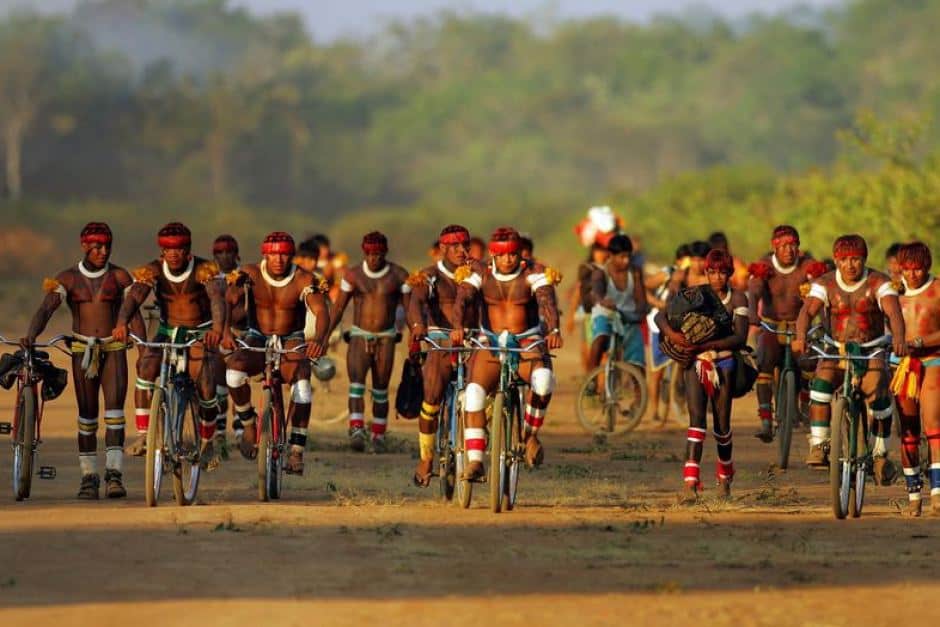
[666,286,732,341]
[394,352,424,420]
[731,349,758,399]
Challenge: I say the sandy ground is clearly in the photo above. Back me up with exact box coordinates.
[0,346,936,626]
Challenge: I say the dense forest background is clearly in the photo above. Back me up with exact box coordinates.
[1,0,939,323]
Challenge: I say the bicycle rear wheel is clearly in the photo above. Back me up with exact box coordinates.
[171,394,201,506]
[489,391,505,513]
[257,404,276,502]
[504,387,524,511]
[12,386,36,501]
[438,387,456,502]
[144,387,165,507]
[776,371,796,469]
[576,362,647,434]
[830,397,850,519]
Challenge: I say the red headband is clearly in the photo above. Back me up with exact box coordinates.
[362,242,387,254]
[261,241,295,255]
[833,248,866,260]
[158,234,191,249]
[440,231,470,246]
[772,235,799,247]
[900,261,927,270]
[489,239,520,255]
[81,233,112,245]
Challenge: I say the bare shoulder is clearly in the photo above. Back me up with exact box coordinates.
[731,289,748,307]
[110,264,133,287]
[390,262,409,283]
[867,269,891,289]
[131,260,161,285]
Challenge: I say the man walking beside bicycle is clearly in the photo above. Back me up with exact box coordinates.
[656,249,748,500]
[222,232,328,474]
[24,223,143,499]
[586,234,647,377]
[113,222,226,469]
[451,227,563,480]
[794,234,906,480]
[407,224,477,487]
[890,242,940,516]
[747,225,825,442]
[327,232,411,453]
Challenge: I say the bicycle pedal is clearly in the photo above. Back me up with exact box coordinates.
[38,466,56,480]
[0,422,10,435]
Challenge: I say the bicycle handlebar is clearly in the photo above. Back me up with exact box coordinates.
[759,322,822,337]
[128,332,201,350]
[233,338,308,354]
[808,334,892,360]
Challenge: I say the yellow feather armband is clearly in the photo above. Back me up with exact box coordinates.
[225,270,245,286]
[43,278,65,296]
[799,282,811,299]
[406,271,429,289]
[312,274,329,293]
[891,279,905,296]
[332,252,349,268]
[453,264,473,284]
[131,266,157,286]
[544,266,563,286]
[195,261,220,285]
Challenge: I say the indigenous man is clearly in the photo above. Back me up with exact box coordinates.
[327,232,411,452]
[451,227,563,480]
[890,242,940,516]
[114,223,226,468]
[656,249,748,500]
[223,232,329,473]
[794,234,906,481]
[885,243,903,286]
[407,225,476,486]
[25,223,143,499]
[587,234,647,372]
[565,239,611,372]
[747,225,826,441]
[210,234,241,459]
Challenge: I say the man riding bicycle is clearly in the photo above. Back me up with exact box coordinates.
[114,222,226,468]
[24,222,144,499]
[451,227,563,480]
[586,234,647,376]
[407,224,478,487]
[222,232,329,475]
[794,234,906,481]
[747,225,825,442]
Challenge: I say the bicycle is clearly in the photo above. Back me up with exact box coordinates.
[576,313,648,434]
[760,322,820,469]
[422,334,472,507]
[0,335,67,500]
[809,334,891,519]
[465,329,551,513]
[234,332,312,502]
[130,331,207,507]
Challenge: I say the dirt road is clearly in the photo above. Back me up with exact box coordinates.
[0,349,935,626]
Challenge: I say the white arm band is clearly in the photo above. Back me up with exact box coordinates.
[808,282,828,306]
[340,278,354,293]
[463,273,483,289]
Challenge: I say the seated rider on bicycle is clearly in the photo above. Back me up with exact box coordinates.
[407,224,478,487]
[794,234,906,481]
[210,234,241,458]
[747,225,826,442]
[113,222,226,467]
[451,227,563,480]
[586,234,647,377]
[222,232,329,475]
[656,249,748,500]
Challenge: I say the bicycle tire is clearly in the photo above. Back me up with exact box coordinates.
[171,395,201,506]
[777,371,796,469]
[489,391,505,513]
[144,386,165,507]
[830,397,849,519]
[576,362,648,434]
[257,404,273,502]
[438,386,456,502]
[455,403,472,509]
[504,387,524,511]
[850,414,865,519]
[13,386,36,501]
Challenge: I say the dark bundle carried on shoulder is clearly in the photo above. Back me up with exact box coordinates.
[659,285,732,365]
[394,343,424,420]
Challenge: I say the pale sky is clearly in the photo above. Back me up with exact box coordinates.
[6,1,844,40]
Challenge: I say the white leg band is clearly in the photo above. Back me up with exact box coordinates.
[226,369,249,388]
[530,367,555,396]
[291,380,312,404]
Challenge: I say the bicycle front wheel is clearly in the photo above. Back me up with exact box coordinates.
[145,387,166,507]
[576,362,647,434]
[776,371,796,470]
[455,400,472,509]
[489,391,505,513]
[830,397,850,520]
[12,386,36,501]
[438,386,456,502]
[171,394,201,506]
[504,387,524,511]
[257,404,275,502]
